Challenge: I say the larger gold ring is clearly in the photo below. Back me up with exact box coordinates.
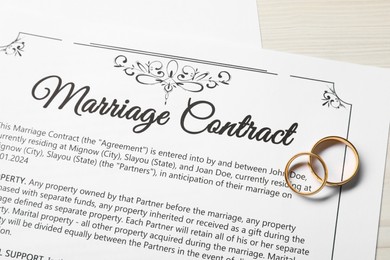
[310,136,359,186]
[284,152,328,196]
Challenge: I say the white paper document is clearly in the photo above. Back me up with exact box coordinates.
[0,31,389,260]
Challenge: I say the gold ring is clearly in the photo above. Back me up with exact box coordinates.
[284,152,328,196]
[310,136,359,186]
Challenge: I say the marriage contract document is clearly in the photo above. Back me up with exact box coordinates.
[0,30,389,260]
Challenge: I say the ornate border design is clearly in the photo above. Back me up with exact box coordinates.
[114,55,231,104]
[0,37,25,56]
[322,85,347,109]
[290,75,350,110]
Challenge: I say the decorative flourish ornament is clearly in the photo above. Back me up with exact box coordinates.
[322,86,346,109]
[0,37,25,56]
[114,55,231,104]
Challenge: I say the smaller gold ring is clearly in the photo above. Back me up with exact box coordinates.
[284,152,328,196]
[310,136,359,186]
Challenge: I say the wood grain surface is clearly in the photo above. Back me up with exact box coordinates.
[256,1,390,259]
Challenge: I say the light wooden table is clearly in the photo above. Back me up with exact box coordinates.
[256,1,390,259]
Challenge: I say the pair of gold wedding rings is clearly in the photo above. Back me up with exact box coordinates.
[284,136,360,196]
